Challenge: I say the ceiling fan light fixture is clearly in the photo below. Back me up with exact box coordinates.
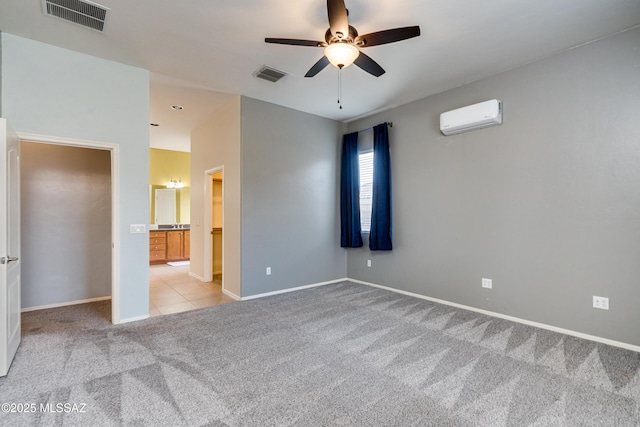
[265,2,420,78]
[324,43,359,69]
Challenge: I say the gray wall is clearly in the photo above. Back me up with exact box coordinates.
[2,34,150,322]
[241,97,346,296]
[21,142,111,308]
[346,27,640,346]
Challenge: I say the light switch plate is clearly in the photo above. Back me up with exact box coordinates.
[130,224,146,234]
[593,296,609,310]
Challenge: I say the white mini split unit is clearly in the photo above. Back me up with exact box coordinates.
[440,99,502,136]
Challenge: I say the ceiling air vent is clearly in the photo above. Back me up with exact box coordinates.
[254,66,287,83]
[42,0,109,32]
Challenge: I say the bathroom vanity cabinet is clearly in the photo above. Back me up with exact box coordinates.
[150,229,190,265]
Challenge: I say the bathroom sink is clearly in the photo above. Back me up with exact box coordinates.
[157,224,190,229]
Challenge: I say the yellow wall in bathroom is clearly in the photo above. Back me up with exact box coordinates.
[149,148,190,187]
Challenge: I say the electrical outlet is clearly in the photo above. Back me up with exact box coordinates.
[367,259,371,267]
[593,296,609,310]
[266,267,271,276]
[130,224,146,234]
[482,278,492,289]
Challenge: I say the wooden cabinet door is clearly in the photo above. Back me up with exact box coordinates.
[166,231,183,260]
[183,230,190,259]
[149,231,167,264]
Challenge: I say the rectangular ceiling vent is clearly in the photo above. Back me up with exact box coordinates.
[42,0,110,32]
[254,66,287,83]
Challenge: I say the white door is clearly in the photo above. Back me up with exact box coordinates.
[155,188,176,224]
[0,119,21,377]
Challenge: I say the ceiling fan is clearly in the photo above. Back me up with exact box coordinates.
[265,0,420,78]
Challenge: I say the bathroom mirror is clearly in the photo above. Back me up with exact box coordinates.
[150,185,190,224]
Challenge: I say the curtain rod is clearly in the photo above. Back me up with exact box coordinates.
[355,122,393,134]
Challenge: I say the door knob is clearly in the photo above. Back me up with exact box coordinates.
[0,256,19,264]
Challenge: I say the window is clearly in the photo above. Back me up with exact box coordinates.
[359,151,373,233]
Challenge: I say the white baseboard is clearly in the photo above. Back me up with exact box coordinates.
[189,271,207,282]
[222,289,241,300]
[349,278,640,353]
[188,271,239,300]
[118,314,150,324]
[240,278,349,301]
[21,296,111,313]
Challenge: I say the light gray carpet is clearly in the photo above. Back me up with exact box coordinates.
[1,282,639,426]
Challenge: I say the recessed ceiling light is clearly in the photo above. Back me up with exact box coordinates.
[150,123,159,126]
[171,105,184,111]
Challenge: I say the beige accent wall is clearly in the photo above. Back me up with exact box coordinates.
[191,97,241,297]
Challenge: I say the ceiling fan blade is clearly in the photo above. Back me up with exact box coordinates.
[265,38,325,47]
[353,52,385,77]
[327,0,349,39]
[305,56,331,77]
[355,26,421,47]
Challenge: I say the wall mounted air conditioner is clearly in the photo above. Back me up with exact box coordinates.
[440,99,502,136]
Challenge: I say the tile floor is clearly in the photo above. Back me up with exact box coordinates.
[149,264,235,317]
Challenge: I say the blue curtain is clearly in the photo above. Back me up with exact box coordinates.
[340,132,363,248]
[370,123,392,250]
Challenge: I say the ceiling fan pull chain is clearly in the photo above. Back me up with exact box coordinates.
[338,68,343,109]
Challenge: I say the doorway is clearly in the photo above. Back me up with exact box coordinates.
[211,171,223,282]
[204,167,224,289]
[147,168,232,316]
[16,133,120,323]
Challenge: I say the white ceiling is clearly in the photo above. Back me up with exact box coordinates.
[2,0,640,152]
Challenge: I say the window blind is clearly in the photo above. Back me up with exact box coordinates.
[359,151,373,232]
